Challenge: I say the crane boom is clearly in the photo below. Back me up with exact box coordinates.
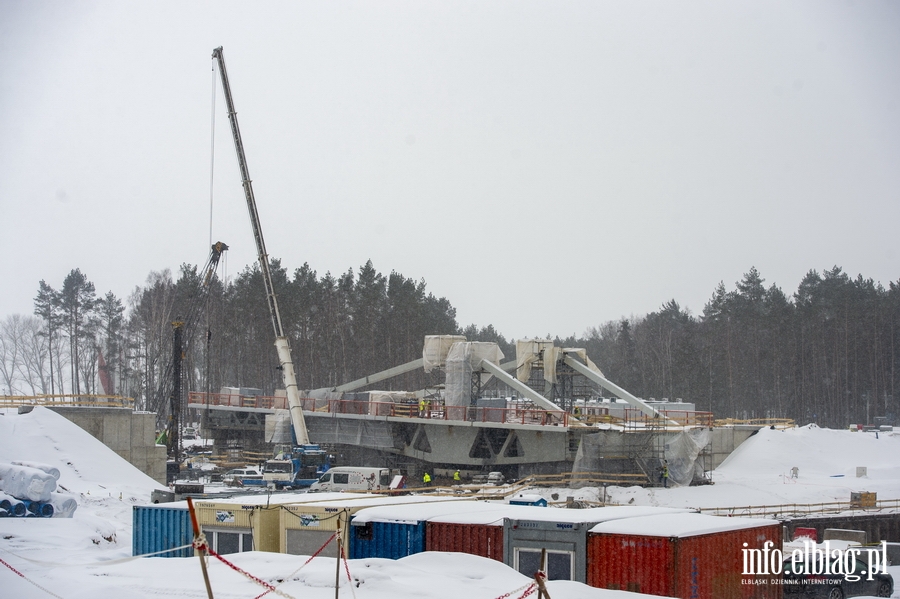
[212,46,310,445]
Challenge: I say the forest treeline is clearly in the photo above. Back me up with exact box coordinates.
[1,261,898,428]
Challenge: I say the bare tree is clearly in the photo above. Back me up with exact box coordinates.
[16,316,51,395]
[0,315,22,394]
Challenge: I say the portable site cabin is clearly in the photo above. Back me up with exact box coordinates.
[504,505,694,583]
[587,513,782,599]
[425,504,557,562]
[349,499,509,559]
[280,494,470,558]
[181,492,373,555]
[133,502,193,558]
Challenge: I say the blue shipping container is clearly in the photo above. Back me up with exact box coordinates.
[133,504,194,558]
[349,519,426,560]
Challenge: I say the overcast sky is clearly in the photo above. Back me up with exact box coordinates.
[1,1,898,340]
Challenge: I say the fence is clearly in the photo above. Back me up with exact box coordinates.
[622,408,715,429]
[189,392,570,427]
[0,394,135,409]
[698,498,900,518]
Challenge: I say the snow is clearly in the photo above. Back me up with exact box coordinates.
[193,491,378,507]
[2,408,899,598]
[588,513,780,537]
[566,424,900,511]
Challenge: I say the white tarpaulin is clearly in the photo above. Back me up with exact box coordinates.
[515,339,554,382]
[266,409,293,444]
[664,427,711,487]
[422,335,467,373]
[516,341,606,385]
[445,342,504,408]
[0,462,57,502]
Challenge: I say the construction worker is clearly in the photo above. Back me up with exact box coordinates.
[453,469,461,482]
[419,398,425,417]
[423,471,432,486]
[662,461,669,488]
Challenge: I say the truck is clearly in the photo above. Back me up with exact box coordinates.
[261,443,330,489]
[212,47,325,489]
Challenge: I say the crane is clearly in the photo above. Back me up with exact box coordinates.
[158,241,229,459]
[212,48,318,480]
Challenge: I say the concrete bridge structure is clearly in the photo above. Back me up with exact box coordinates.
[189,392,760,481]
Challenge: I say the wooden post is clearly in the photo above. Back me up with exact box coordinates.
[533,548,552,599]
[334,516,342,599]
[187,497,215,599]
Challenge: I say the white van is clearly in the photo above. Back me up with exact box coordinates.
[223,467,263,486]
[308,467,392,492]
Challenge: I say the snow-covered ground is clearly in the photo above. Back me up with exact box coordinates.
[558,424,900,510]
[2,408,899,598]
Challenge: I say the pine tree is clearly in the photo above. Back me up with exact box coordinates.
[34,280,61,396]
[58,270,97,395]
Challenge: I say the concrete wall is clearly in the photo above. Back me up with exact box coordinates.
[49,407,167,485]
[708,426,760,470]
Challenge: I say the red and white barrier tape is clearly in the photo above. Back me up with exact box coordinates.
[1,543,195,568]
[251,531,338,599]
[0,556,65,599]
[493,582,537,599]
[195,538,297,599]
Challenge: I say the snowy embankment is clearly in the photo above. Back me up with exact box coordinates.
[560,424,900,510]
[0,407,660,599]
[3,408,899,598]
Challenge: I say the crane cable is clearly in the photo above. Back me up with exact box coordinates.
[209,57,216,251]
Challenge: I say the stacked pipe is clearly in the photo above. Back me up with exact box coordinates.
[0,462,76,518]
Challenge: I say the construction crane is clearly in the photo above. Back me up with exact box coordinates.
[212,48,322,488]
[159,241,229,458]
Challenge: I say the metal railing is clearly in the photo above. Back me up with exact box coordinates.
[698,498,900,518]
[525,471,651,486]
[622,408,715,429]
[188,392,570,427]
[0,394,135,409]
[713,417,796,429]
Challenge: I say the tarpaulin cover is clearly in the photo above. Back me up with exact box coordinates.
[306,417,395,449]
[422,335,467,373]
[664,427,710,487]
[572,427,710,487]
[302,388,345,410]
[0,462,57,502]
[444,342,504,409]
[516,341,605,384]
[11,461,60,480]
[266,409,293,444]
[515,339,554,382]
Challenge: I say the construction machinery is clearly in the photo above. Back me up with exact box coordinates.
[160,240,229,458]
[212,47,327,487]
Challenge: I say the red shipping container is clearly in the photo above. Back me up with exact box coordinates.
[587,513,782,599]
[426,521,504,562]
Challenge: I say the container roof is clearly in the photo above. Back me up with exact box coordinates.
[353,502,693,526]
[289,494,470,510]
[193,491,376,507]
[589,513,779,537]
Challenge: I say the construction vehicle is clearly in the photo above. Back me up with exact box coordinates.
[212,47,328,487]
[260,443,330,489]
[160,240,229,460]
